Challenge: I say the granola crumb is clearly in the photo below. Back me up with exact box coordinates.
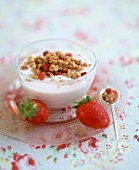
[20,51,92,80]
[59,79,65,82]
[102,133,107,138]
[25,78,32,82]
[101,88,118,104]
[20,65,28,70]
[29,74,38,79]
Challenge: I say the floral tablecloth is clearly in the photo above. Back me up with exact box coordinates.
[0,0,139,169]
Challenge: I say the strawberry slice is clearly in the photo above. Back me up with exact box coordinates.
[105,88,112,94]
[111,90,118,103]
[43,50,49,56]
[54,71,61,76]
[38,72,46,80]
[42,64,50,72]
[65,53,72,57]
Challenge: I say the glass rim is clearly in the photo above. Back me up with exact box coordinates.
[14,38,97,83]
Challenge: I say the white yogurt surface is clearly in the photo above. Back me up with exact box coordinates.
[19,51,96,108]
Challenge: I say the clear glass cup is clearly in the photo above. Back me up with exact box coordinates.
[14,39,97,109]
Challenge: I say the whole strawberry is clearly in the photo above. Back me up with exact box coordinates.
[73,96,110,129]
[19,99,49,125]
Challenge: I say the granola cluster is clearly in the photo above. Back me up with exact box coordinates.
[20,51,91,80]
[101,88,118,104]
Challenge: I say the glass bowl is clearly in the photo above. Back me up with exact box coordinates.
[14,39,97,109]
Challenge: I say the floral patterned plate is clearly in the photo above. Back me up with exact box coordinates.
[0,60,127,145]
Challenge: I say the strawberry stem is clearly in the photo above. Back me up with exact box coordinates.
[72,96,92,109]
[19,99,39,120]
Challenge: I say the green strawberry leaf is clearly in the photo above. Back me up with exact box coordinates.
[19,99,39,120]
[73,96,92,109]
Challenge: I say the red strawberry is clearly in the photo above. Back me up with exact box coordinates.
[73,96,110,129]
[38,72,46,80]
[105,88,118,103]
[19,99,49,125]
[42,64,50,72]
[54,71,61,76]
[81,72,87,76]
[111,90,118,102]
[65,53,72,57]
[59,57,65,61]
[105,88,112,94]
[43,50,49,56]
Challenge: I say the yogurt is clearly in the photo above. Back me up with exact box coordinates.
[18,51,97,109]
